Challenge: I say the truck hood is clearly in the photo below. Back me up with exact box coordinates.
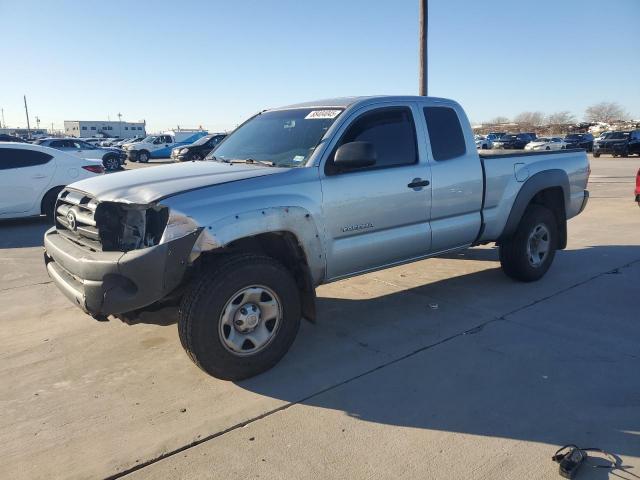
[68,161,286,204]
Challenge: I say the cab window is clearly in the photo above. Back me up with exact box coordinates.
[0,148,53,170]
[327,107,417,174]
[423,106,466,161]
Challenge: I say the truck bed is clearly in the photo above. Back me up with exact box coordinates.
[478,149,590,243]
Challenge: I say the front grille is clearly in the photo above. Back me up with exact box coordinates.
[55,189,102,250]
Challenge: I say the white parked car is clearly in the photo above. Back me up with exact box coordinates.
[0,142,104,221]
[475,135,492,149]
[35,138,127,170]
[524,137,567,151]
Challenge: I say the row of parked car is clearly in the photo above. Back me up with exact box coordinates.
[81,130,227,163]
[0,130,228,171]
[474,130,640,157]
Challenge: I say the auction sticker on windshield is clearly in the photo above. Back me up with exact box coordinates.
[305,110,342,120]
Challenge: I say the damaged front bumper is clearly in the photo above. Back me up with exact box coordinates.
[43,227,201,317]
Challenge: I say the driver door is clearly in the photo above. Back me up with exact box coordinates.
[72,140,100,159]
[320,104,432,280]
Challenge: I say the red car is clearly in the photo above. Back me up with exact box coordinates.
[636,168,640,206]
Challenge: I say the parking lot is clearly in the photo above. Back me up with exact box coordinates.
[2,154,639,479]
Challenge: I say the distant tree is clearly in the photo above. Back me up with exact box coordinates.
[489,116,510,124]
[514,111,545,126]
[584,102,627,123]
[547,111,576,125]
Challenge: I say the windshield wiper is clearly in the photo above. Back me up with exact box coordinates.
[229,158,275,167]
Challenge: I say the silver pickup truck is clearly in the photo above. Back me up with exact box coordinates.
[44,96,590,380]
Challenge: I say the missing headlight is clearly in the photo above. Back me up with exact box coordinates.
[94,202,169,252]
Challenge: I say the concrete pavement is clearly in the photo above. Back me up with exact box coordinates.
[1,155,639,479]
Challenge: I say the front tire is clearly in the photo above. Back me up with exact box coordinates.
[137,150,150,163]
[499,205,557,282]
[179,254,301,380]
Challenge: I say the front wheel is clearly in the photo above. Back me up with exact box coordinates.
[499,205,558,282]
[178,254,301,380]
[137,150,150,163]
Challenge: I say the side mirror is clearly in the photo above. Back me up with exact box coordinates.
[333,141,377,170]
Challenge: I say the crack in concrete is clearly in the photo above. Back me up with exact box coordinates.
[105,257,640,480]
[0,280,52,293]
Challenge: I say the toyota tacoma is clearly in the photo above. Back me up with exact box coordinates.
[44,96,590,380]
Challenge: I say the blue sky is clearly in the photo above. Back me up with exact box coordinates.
[1,0,639,132]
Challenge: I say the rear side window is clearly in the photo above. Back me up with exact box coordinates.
[0,148,53,170]
[423,107,466,161]
[329,107,417,172]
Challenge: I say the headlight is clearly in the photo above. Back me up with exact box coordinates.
[180,148,190,154]
[160,210,200,244]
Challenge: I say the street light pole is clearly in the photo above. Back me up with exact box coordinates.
[419,0,428,96]
[23,95,31,139]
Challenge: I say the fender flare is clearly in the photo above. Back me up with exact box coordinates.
[193,206,325,284]
[499,169,570,246]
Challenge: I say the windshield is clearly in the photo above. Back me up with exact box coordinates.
[207,108,343,167]
[565,134,581,139]
[192,135,214,146]
[141,136,157,143]
[501,135,517,140]
[536,137,551,142]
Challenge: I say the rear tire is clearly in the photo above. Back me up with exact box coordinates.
[41,186,64,223]
[178,254,301,380]
[499,205,558,282]
[103,155,120,171]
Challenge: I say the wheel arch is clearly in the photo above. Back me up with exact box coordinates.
[40,185,65,215]
[194,206,326,322]
[499,170,569,249]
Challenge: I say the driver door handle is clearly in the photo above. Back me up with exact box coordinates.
[407,178,430,188]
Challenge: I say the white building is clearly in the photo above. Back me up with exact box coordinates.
[64,120,146,138]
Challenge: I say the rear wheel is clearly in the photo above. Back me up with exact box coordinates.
[179,254,301,380]
[103,155,120,171]
[499,205,558,282]
[41,186,64,223]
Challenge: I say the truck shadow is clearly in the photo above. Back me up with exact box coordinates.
[231,244,640,462]
[0,217,50,249]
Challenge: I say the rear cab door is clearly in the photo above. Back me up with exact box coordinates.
[421,101,483,252]
[319,100,433,280]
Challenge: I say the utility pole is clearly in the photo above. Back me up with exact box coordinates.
[1,107,5,128]
[36,116,41,130]
[51,122,54,134]
[117,112,122,137]
[23,95,31,139]
[419,0,428,96]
